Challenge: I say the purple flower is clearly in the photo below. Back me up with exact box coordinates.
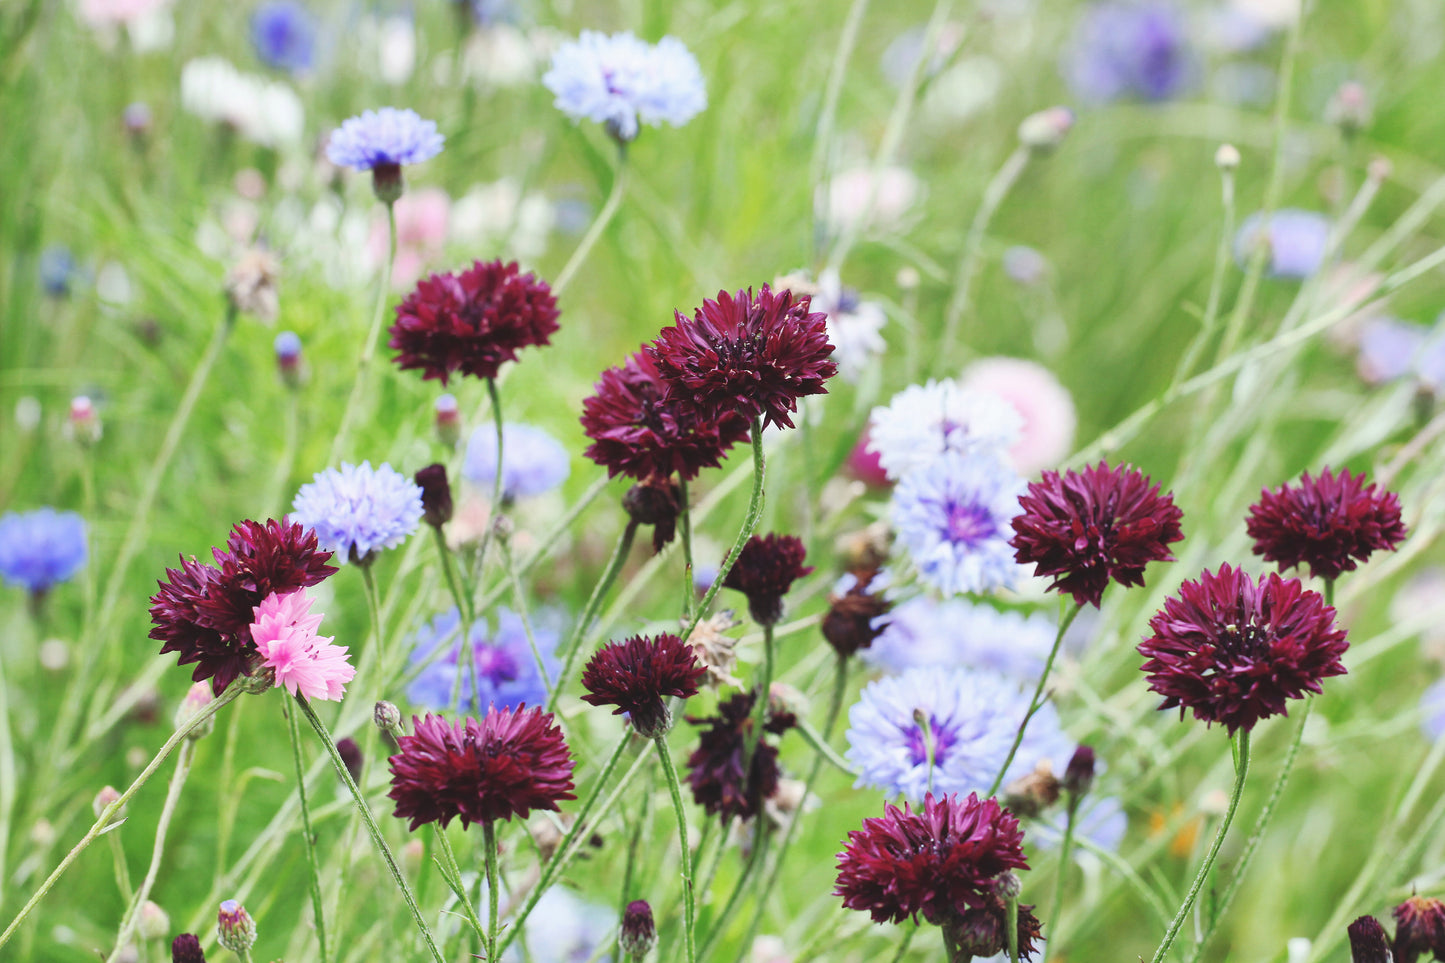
[1234,210,1331,279]
[326,108,444,172]
[1063,2,1194,103]
[462,423,571,501]
[0,508,88,594]
[406,607,561,713]
[250,0,316,74]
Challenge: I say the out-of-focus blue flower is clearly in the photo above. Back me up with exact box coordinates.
[863,596,1058,682]
[406,606,560,712]
[1002,245,1049,286]
[463,423,571,501]
[1234,209,1331,279]
[1356,318,1425,386]
[251,0,317,74]
[1421,677,1445,741]
[1031,795,1129,857]
[499,885,615,963]
[1063,2,1194,103]
[39,246,77,298]
[291,461,424,563]
[0,508,88,594]
[891,451,1025,596]
[542,31,706,141]
[846,665,1071,801]
[326,108,444,171]
[867,380,1021,481]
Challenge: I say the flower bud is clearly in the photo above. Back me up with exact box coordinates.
[623,476,681,553]
[620,900,657,958]
[138,900,170,941]
[1326,81,1371,136]
[69,395,102,446]
[415,463,453,529]
[1002,760,1059,818]
[170,933,207,963]
[1017,106,1074,153]
[123,102,153,139]
[993,870,1022,902]
[374,701,403,736]
[174,682,216,739]
[216,900,256,955]
[336,737,364,784]
[371,162,405,204]
[236,666,278,695]
[274,331,305,389]
[1215,143,1240,172]
[435,394,461,448]
[1063,744,1096,797]
[93,786,125,824]
[1346,915,1391,963]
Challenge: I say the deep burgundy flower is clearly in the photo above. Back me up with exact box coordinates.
[1137,564,1349,735]
[1393,896,1445,963]
[580,633,706,738]
[1062,744,1095,797]
[150,519,337,694]
[1010,461,1185,608]
[414,463,453,529]
[1246,467,1406,581]
[685,689,794,822]
[821,568,892,658]
[387,708,575,830]
[948,894,1044,961]
[581,349,750,481]
[623,474,683,553]
[620,900,657,958]
[171,933,207,963]
[1346,916,1391,963]
[834,792,1030,928]
[722,533,813,626]
[648,285,837,431]
[389,259,559,385]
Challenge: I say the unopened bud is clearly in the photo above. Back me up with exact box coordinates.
[435,394,461,448]
[621,900,657,958]
[93,786,125,823]
[336,737,364,784]
[895,266,920,291]
[623,476,681,553]
[70,396,101,446]
[415,463,453,529]
[371,162,405,204]
[1063,744,1096,797]
[274,331,305,388]
[175,682,216,739]
[1215,143,1240,172]
[170,933,206,963]
[216,900,256,954]
[993,870,1022,901]
[123,102,153,138]
[1326,81,1371,136]
[1346,915,1391,963]
[1017,106,1074,153]
[137,900,170,941]
[1367,156,1393,184]
[374,701,403,736]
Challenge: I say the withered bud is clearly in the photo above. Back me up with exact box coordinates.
[683,610,743,690]
[336,737,364,784]
[820,568,891,658]
[1346,915,1392,963]
[1063,744,1096,797]
[224,249,280,322]
[1002,759,1060,819]
[415,463,454,529]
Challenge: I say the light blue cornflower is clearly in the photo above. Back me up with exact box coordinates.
[1031,795,1129,859]
[250,0,317,74]
[499,885,615,963]
[326,108,444,171]
[463,423,571,501]
[1234,209,1331,279]
[406,607,560,713]
[863,595,1058,683]
[1062,2,1195,104]
[291,461,424,563]
[845,665,1072,801]
[0,508,88,594]
[542,31,706,142]
[1421,677,1445,741]
[891,450,1025,596]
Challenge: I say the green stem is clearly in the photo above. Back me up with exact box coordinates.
[500,538,551,698]
[293,694,443,963]
[471,376,507,581]
[431,826,485,948]
[655,737,696,963]
[1006,894,1020,963]
[435,528,481,713]
[107,834,133,906]
[698,821,768,963]
[0,684,240,950]
[285,698,328,963]
[679,477,696,620]
[745,623,776,770]
[329,200,397,464]
[358,563,386,691]
[484,820,499,963]
[1044,796,1079,960]
[553,157,628,296]
[1169,160,1237,389]
[1148,730,1252,963]
[548,521,639,713]
[987,603,1080,797]
[889,924,918,963]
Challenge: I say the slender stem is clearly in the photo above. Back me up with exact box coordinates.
[1148,730,1252,963]
[655,737,696,963]
[679,477,696,620]
[987,603,1080,797]
[1044,796,1080,961]
[680,419,766,649]
[808,0,871,232]
[745,623,776,769]
[431,826,486,947]
[471,377,507,579]
[698,820,768,963]
[1169,162,1237,389]
[500,539,551,698]
[107,834,133,906]
[293,694,444,963]
[553,158,628,296]
[548,521,639,713]
[358,564,386,688]
[484,820,500,963]
[105,740,196,963]
[889,924,918,963]
[285,698,328,963]
[1006,894,1020,963]
[434,528,481,713]
[329,200,397,464]
[0,684,240,950]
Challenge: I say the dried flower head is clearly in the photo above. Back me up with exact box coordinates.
[414,463,453,529]
[1394,896,1445,963]
[683,610,744,689]
[686,690,794,822]
[721,533,813,626]
[580,633,706,738]
[1137,564,1349,734]
[1011,461,1185,608]
[224,248,280,322]
[1246,467,1406,581]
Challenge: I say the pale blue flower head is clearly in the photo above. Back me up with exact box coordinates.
[1421,677,1445,741]
[326,108,444,171]
[867,380,1021,481]
[499,885,615,963]
[463,423,571,501]
[406,606,561,712]
[251,0,317,74]
[1031,795,1129,858]
[0,508,87,594]
[1234,209,1331,279]
[891,450,1026,596]
[1063,2,1195,103]
[863,595,1058,683]
[291,461,424,563]
[846,665,1071,801]
[542,31,707,142]
[39,245,77,298]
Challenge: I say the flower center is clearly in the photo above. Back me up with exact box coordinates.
[472,643,521,685]
[946,500,996,546]
[906,714,958,768]
[1217,620,1271,659]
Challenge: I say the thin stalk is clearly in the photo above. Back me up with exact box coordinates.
[293,694,443,963]
[618,766,655,929]
[0,684,240,950]
[1148,730,1251,963]
[553,157,628,296]
[548,521,639,713]
[358,563,386,689]
[431,827,486,947]
[500,539,551,698]
[1006,894,1020,963]
[329,200,397,464]
[105,740,196,963]
[107,834,133,906]
[484,821,500,963]
[808,0,871,228]
[1044,797,1079,963]
[745,623,776,769]
[987,603,1080,797]
[698,821,768,963]
[470,376,507,581]
[0,627,17,901]
[655,737,696,963]
[284,698,328,963]
[1169,160,1237,388]
[679,477,696,619]
[889,924,918,962]
[434,528,481,713]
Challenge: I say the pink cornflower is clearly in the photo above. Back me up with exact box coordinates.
[249,589,355,701]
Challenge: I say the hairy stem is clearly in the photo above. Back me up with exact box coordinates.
[285,698,328,963]
[987,602,1080,797]
[656,737,697,963]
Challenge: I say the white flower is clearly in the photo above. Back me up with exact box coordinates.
[813,269,887,381]
[543,31,706,140]
[180,57,304,148]
[867,379,1022,480]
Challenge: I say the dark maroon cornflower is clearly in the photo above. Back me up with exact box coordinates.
[387,708,575,830]
[834,793,1030,928]
[171,933,207,963]
[685,689,794,822]
[821,567,892,658]
[948,895,1044,961]
[1394,896,1445,963]
[1137,564,1349,735]
[1346,916,1391,963]
[150,519,337,695]
[1246,467,1406,581]
[580,634,706,738]
[620,900,657,958]
[581,349,750,481]
[623,474,683,553]
[1062,744,1095,797]
[648,285,838,431]
[389,259,559,385]
[414,463,453,529]
[721,533,813,626]
[1010,461,1185,608]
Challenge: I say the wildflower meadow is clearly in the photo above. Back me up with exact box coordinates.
[5,1,1445,961]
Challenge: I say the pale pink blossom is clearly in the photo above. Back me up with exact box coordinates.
[79,0,169,26]
[959,357,1076,477]
[368,187,450,289]
[250,589,355,701]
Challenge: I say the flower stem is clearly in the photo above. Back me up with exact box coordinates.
[284,697,329,963]
[500,538,551,698]
[679,477,696,620]
[484,820,500,963]
[471,376,507,578]
[698,820,768,963]
[548,520,639,713]
[987,602,1080,797]
[358,563,386,688]
[553,156,628,296]
[293,694,444,963]
[1006,892,1020,963]
[890,924,918,963]
[1148,730,1252,963]
[330,199,397,464]
[745,622,776,769]
[1044,795,1080,960]
[434,527,481,713]
[0,684,240,950]
[655,736,697,963]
